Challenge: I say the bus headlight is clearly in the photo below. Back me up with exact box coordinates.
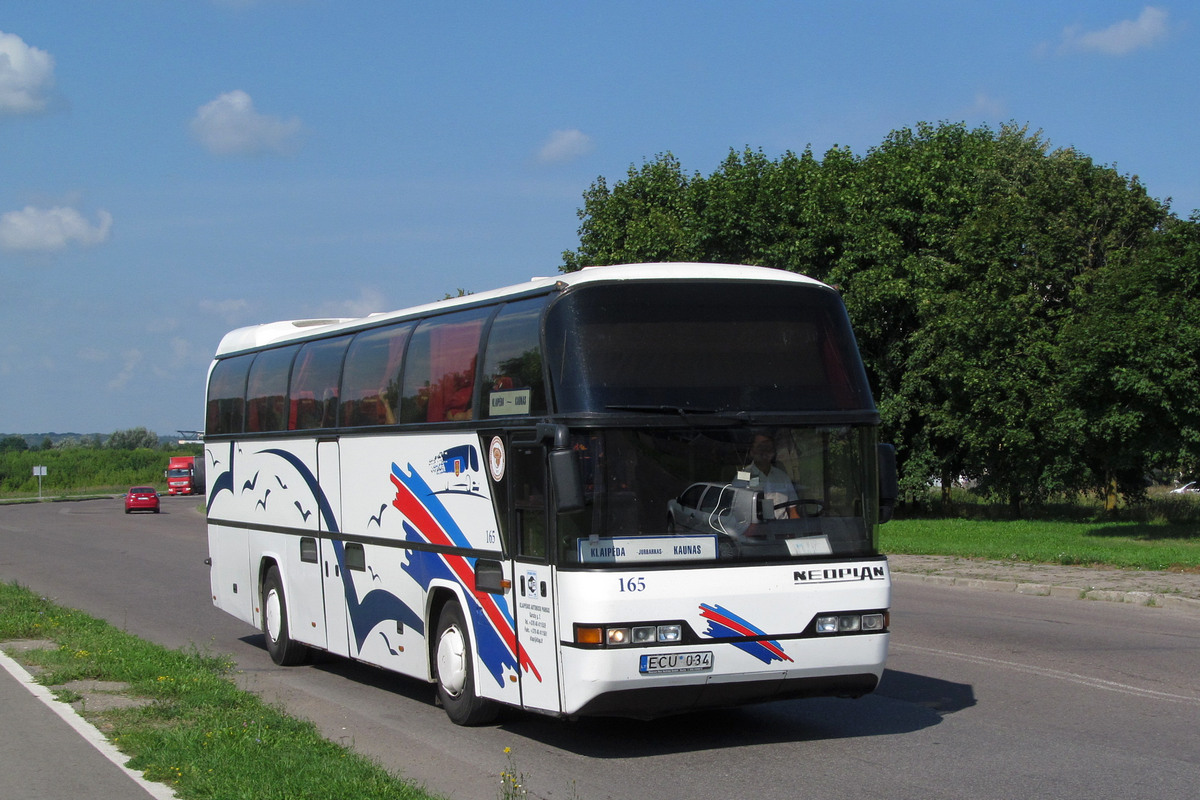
[816,611,888,635]
[607,627,631,646]
[632,626,657,644]
[656,624,682,642]
[861,613,886,631]
[575,622,688,647]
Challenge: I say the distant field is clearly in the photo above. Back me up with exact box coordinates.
[881,517,1200,572]
[0,447,198,497]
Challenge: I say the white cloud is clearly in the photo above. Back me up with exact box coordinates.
[968,92,1006,119]
[0,206,113,252]
[537,129,594,164]
[199,298,252,324]
[322,286,387,318]
[108,348,143,390]
[168,337,195,364]
[1060,6,1169,56]
[77,347,108,363]
[190,90,303,156]
[0,30,54,114]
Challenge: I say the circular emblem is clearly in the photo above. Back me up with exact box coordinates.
[488,436,506,482]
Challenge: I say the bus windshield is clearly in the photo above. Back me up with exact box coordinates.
[545,280,874,414]
[557,425,879,566]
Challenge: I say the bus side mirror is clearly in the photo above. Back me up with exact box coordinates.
[474,559,509,594]
[549,449,584,513]
[539,423,584,513]
[877,443,898,524]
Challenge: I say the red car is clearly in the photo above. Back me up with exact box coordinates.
[124,486,160,514]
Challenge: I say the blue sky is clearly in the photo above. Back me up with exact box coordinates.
[1,2,1195,436]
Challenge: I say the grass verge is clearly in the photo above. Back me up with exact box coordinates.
[881,518,1200,571]
[0,581,439,800]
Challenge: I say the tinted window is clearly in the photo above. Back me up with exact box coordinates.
[544,282,873,414]
[290,337,349,430]
[679,484,705,509]
[400,308,490,423]
[558,426,878,566]
[246,346,298,433]
[340,324,410,427]
[481,297,548,419]
[206,354,253,435]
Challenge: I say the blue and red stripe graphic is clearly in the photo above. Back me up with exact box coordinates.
[699,603,793,665]
[390,462,541,687]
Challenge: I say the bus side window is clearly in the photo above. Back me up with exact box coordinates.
[511,446,548,561]
[481,297,548,419]
[400,308,489,424]
[290,337,349,430]
[340,324,409,427]
[206,354,252,435]
[246,346,298,433]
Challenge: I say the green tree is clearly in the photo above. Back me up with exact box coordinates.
[561,121,1193,511]
[1059,213,1200,502]
[107,427,160,450]
[832,123,1167,509]
[0,435,28,454]
[563,153,703,270]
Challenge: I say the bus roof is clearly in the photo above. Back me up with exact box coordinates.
[213,263,829,357]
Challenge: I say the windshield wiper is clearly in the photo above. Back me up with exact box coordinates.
[604,404,749,424]
[605,404,715,415]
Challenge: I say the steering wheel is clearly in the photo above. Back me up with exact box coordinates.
[775,499,823,518]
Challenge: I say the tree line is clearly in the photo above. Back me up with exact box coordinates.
[0,429,199,495]
[0,427,165,453]
[562,122,1200,512]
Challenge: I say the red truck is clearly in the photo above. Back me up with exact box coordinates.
[165,455,206,496]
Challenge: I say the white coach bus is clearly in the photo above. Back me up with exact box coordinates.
[204,263,898,724]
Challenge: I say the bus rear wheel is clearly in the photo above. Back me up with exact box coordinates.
[434,601,499,726]
[262,566,309,666]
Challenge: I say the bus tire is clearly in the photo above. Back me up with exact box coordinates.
[262,566,308,666]
[434,601,499,726]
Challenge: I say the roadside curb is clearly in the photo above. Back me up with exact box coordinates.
[892,571,1200,614]
[0,643,180,800]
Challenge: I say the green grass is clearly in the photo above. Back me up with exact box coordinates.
[881,518,1200,571]
[0,582,439,800]
[0,447,195,496]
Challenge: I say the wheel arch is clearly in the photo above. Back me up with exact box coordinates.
[257,554,282,616]
[425,582,471,682]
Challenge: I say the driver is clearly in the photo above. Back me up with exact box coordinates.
[746,432,799,519]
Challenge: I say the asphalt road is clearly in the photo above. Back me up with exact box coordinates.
[2,497,1198,800]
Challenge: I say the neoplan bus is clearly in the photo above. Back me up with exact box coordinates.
[204,263,899,725]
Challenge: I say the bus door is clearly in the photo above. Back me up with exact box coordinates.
[318,439,351,658]
[505,440,561,714]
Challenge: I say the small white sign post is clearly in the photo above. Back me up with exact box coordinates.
[33,465,47,500]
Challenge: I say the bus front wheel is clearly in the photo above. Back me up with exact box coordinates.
[262,566,309,666]
[434,601,499,726]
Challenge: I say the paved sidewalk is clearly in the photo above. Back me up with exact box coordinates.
[0,644,176,800]
[889,553,1200,612]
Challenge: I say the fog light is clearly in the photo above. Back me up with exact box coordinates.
[838,615,861,632]
[861,613,885,631]
[816,615,839,634]
[657,624,681,643]
[606,627,631,646]
[632,626,657,644]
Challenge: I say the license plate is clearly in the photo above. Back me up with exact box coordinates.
[639,651,713,675]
